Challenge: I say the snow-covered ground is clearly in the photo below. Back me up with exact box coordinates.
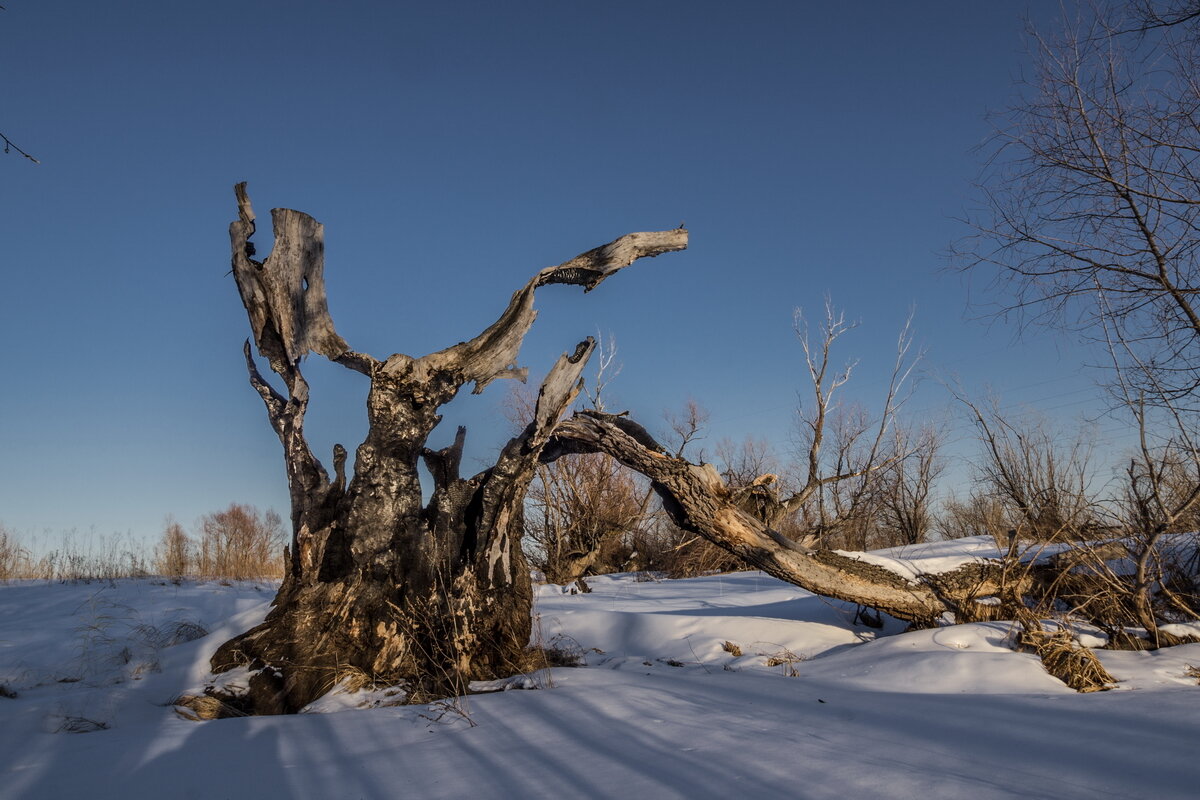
[2,539,1199,799]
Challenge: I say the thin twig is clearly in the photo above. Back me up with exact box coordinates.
[1,131,39,164]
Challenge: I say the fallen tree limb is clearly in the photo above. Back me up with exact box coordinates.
[546,411,1023,623]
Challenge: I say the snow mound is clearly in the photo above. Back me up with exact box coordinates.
[2,560,1198,800]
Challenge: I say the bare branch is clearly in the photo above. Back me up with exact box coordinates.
[780,301,921,539]
[0,131,38,164]
[411,229,687,394]
[582,330,622,412]
[958,8,1200,405]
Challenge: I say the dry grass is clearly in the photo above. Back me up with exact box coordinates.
[762,646,807,676]
[0,508,285,583]
[173,693,251,721]
[134,620,209,649]
[523,640,586,670]
[0,528,149,583]
[1015,617,1115,693]
[54,715,110,733]
[0,524,28,581]
[663,537,745,578]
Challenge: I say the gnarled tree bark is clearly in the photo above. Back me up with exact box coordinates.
[209,184,687,714]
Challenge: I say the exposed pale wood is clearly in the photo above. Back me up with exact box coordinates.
[536,230,689,291]
[411,229,688,394]
[473,338,596,584]
[232,183,365,371]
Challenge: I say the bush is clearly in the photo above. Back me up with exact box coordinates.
[0,523,28,581]
[196,504,285,580]
[154,518,192,578]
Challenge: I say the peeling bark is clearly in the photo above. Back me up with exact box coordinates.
[212,183,687,714]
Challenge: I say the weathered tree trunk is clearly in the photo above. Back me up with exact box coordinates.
[208,184,687,714]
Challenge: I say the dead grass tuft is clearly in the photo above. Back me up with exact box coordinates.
[55,716,110,733]
[763,647,807,676]
[0,523,28,581]
[134,620,209,649]
[334,665,379,694]
[1018,624,1115,693]
[173,693,250,721]
[531,643,586,669]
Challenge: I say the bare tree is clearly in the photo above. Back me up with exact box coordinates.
[1108,364,1200,640]
[877,425,945,547]
[725,299,918,547]
[1128,0,1200,32]
[664,399,710,458]
[522,450,646,584]
[936,491,1014,543]
[960,3,1200,409]
[197,504,285,580]
[0,131,37,164]
[154,517,192,579]
[664,434,784,577]
[581,331,621,412]
[544,411,1014,623]
[632,399,719,575]
[959,2,1200,643]
[512,335,655,585]
[206,184,688,714]
[955,394,1099,542]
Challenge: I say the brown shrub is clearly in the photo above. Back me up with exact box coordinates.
[196,504,285,580]
[154,518,192,578]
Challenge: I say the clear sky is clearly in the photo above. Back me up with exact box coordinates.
[0,1,1122,545]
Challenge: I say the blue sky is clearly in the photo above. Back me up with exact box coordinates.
[0,1,1123,544]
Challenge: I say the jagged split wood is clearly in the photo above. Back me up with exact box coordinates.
[211,185,1016,716]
